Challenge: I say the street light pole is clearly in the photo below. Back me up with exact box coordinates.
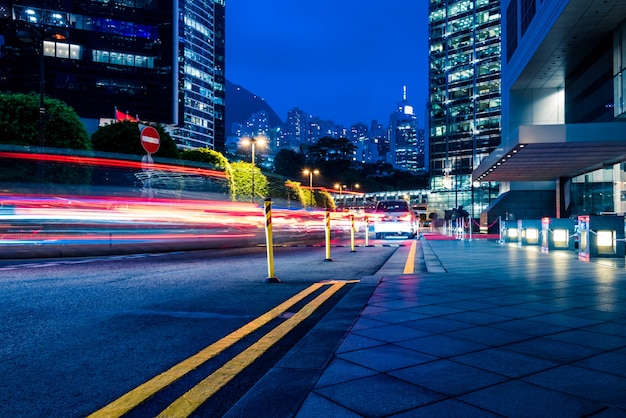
[241,135,266,201]
[303,169,319,207]
[251,140,256,199]
[38,38,45,152]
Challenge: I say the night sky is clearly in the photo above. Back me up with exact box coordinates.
[226,1,429,128]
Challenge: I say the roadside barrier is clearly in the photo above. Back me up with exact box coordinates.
[324,209,332,261]
[350,214,356,252]
[263,198,280,283]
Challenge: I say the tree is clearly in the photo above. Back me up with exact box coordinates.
[273,149,305,179]
[230,161,268,202]
[180,147,234,197]
[0,92,90,150]
[0,93,92,185]
[91,122,180,159]
[307,137,356,181]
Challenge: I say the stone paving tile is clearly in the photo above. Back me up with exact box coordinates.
[502,337,601,363]
[395,334,489,358]
[390,359,508,396]
[574,351,626,378]
[388,399,502,418]
[296,392,362,418]
[545,328,626,351]
[349,316,388,331]
[400,316,475,334]
[439,310,512,326]
[312,358,378,388]
[523,365,626,406]
[445,325,534,347]
[336,333,386,354]
[488,318,570,337]
[439,299,503,311]
[337,343,437,373]
[352,323,428,344]
[404,304,465,317]
[479,305,544,319]
[314,374,445,417]
[525,311,607,328]
[360,308,428,324]
[451,347,558,378]
[459,380,604,418]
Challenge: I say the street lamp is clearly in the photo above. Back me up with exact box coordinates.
[17,25,69,153]
[334,183,347,208]
[241,135,266,200]
[303,168,319,207]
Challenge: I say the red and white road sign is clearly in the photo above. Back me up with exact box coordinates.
[140,126,160,154]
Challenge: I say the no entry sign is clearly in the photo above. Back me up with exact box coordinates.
[140,126,160,154]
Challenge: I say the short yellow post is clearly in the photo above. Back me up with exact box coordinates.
[350,214,356,252]
[324,209,332,261]
[264,198,280,283]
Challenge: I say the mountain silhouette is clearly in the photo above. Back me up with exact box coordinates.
[225,80,283,134]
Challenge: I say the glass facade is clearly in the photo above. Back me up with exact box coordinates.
[428,0,502,214]
[614,20,626,120]
[171,0,224,150]
[0,0,225,150]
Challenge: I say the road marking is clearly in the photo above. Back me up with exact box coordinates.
[156,282,346,417]
[403,240,417,274]
[88,282,328,418]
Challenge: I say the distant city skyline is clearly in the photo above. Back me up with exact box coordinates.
[226,0,429,129]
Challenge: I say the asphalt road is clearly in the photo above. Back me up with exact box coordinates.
[0,242,401,417]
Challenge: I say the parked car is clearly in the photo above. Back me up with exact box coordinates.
[372,200,417,238]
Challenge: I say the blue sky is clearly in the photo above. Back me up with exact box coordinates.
[226,1,429,128]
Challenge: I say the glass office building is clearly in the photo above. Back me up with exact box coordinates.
[428,0,502,216]
[0,0,224,150]
[474,0,626,222]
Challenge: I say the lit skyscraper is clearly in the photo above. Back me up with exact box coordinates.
[389,87,421,172]
[173,0,225,151]
[428,0,502,213]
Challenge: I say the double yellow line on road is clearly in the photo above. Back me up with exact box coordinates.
[89,280,352,418]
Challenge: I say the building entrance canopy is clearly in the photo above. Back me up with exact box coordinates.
[473,123,626,183]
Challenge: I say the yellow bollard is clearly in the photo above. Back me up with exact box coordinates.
[324,209,332,261]
[350,214,356,252]
[264,198,280,283]
[365,216,370,247]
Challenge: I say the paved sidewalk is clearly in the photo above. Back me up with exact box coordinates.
[296,237,626,417]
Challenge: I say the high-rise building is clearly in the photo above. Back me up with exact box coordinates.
[389,87,422,172]
[473,0,626,222]
[281,107,308,150]
[428,0,502,214]
[173,0,225,150]
[0,0,224,150]
[349,122,369,164]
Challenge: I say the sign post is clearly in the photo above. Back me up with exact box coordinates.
[140,126,160,198]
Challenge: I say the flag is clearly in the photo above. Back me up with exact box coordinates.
[115,107,138,122]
